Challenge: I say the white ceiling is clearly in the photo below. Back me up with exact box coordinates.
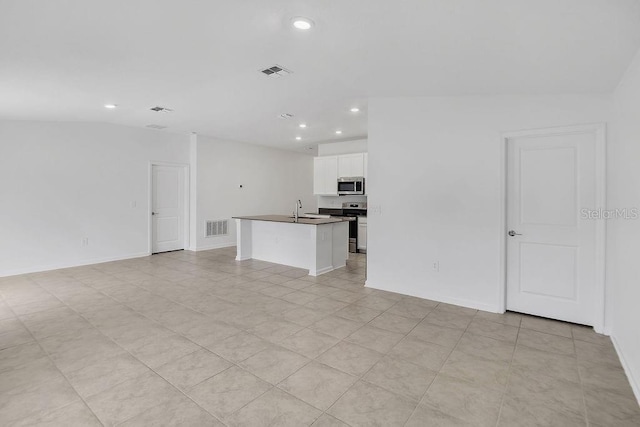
[1,0,640,152]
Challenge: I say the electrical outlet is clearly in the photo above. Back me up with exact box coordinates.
[130,201,137,208]
[81,237,89,247]
[432,261,439,272]
[369,205,382,215]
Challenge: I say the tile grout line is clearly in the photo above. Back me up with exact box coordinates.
[12,249,620,426]
[102,253,366,424]
[400,306,483,426]
[317,300,496,425]
[4,254,466,426]
[573,329,592,426]
[76,253,363,425]
[248,291,432,426]
[302,308,403,425]
[215,263,367,425]
[56,255,307,425]
[12,252,616,421]
[494,319,522,427]
[78,287,274,426]
[0,284,105,426]
[26,272,234,427]
[189,255,368,424]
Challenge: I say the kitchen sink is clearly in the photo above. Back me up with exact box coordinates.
[288,214,331,219]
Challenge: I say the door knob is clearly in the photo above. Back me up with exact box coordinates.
[152,212,157,216]
[508,230,522,237]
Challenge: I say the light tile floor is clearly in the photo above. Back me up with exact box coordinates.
[0,247,638,426]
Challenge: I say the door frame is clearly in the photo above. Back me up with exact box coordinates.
[148,162,190,255]
[498,123,607,333]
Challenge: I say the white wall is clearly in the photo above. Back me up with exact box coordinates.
[0,121,190,276]
[194,135,316,250]
[366,95,611,312]
[318,139,368,156]
[609,50,640,400]
[0,122,316,275]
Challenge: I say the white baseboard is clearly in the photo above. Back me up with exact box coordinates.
[0,251,151,278]
[194,241,236,252]
[364,280,500,313]
[610,335,640,405]
[311,266,335,277]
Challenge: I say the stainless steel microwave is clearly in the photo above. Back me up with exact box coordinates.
[338,177,365,195]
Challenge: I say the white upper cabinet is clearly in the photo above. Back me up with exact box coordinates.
[337,153,365,178]
[314,153,367,196]
[313,156,338,195]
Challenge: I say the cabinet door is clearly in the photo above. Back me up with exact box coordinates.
[338,153,364,178]
[351,153,364,176]
[323,156,338,195]
[313,157,324,195]
[315,156,338,195]
[357,222,367,249]
[338,155,351,177]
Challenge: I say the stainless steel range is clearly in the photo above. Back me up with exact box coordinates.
[318,202,367,253]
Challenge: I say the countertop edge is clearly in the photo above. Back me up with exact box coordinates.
[232,215,353,225]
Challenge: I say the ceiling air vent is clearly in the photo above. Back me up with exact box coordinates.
[278,113,294,119]
[205,220,228,237]
[260,65,292,78]
[150,106,174,113]
[146,124,167,130]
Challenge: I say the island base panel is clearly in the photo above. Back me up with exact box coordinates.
[235,219,348,276]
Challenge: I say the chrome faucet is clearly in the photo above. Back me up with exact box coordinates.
[294,199,302,222]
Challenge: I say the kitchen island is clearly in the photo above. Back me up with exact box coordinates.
[233,215,351,276]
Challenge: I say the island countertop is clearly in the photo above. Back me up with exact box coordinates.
[233,215,354,225]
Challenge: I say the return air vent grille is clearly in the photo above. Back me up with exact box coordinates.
[205,220,228,237]
[150,106,174,113]
[260,64,292,77]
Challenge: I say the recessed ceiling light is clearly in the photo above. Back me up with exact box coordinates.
[292,17,314,30]
[296,136,302,141]
[299,123,307,128]
[350,107,360,113]
[104,104,117,109]
[335,130,343,135]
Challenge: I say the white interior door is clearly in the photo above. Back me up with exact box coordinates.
[506,126,601,326]
[152,165,185,253]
